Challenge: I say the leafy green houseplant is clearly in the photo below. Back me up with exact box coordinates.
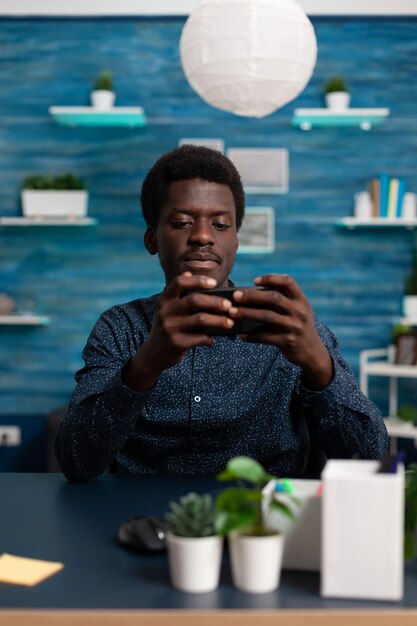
[91,70,116,109]
[397,405,417,426]
[21,173,88,218]
[215,456,296,593]
[164,492,223,593]
[323,76,350,110]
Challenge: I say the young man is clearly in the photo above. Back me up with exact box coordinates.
[56,145,388,481]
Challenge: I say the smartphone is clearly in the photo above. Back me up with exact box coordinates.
[185,286,269,335]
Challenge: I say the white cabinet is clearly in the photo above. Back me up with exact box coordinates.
[360,347,417,452]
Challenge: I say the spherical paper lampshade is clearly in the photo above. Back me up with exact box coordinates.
[180,0,317,118]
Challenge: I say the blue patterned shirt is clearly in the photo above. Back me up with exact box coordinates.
[56,294,388,481]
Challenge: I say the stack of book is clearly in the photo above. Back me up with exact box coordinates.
[368,174,407,219]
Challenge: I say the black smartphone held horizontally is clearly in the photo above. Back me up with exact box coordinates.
[186,286,270,335]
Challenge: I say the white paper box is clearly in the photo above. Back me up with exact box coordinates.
[263,479,322,571]
[321,460,404,601]
[21,190,88,218]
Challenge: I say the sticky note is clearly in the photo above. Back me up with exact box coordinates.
[0,553,64,586]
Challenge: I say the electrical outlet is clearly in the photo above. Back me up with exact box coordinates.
[0,426,21,446]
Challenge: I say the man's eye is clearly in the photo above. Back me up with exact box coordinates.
[213,223,230,230]
[171,221,192,229]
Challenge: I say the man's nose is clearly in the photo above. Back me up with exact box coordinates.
[188,220,214,245]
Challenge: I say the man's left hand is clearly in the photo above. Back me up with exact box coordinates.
[229,274,333,390]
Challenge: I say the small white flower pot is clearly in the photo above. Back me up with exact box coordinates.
[402,295,417,319]
[228,531,284,593]
[21,190,88,218]
[325,91,351,110]
[90,89,116,110]
[166,532,223,593]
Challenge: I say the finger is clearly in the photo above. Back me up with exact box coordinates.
[229,306,295,330]
[165,273,217,299]
[183,311,235,333]
[183,291,233,314]
[253,274,305,300]
[232,287,291,314]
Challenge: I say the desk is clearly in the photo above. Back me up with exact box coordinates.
[1,473,417,626]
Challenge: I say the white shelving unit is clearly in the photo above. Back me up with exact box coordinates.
[337,217,417,230]
[0,217,97,227]
[0,315,50,326]
[292,108,390,131]
[360,347,417,452]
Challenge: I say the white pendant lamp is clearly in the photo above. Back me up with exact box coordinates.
[180,0,317,118]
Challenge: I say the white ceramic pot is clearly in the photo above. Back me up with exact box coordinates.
[228,531,284,593]
[166,532,223,593]
[21,190,88,218]
[90,89,116,110]
[325,91,351,110]
[402,295,417,319]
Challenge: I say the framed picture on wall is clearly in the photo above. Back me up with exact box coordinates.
[237,207,275,254]
[226,148,289,194]
[395,333,417,365]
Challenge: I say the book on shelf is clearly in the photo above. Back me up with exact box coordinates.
[366,175,408,220]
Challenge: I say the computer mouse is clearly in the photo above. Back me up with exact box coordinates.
[117,516,169,554]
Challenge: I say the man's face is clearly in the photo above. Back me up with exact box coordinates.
[144,178,239,288]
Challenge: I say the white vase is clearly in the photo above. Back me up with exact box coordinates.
[228,531,284,593]
[325,91,351,110]
[402,295,417,319]
[90,89,116,110]
[166,532,223,593]
[21,190,88,218]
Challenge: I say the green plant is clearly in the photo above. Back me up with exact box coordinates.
[93,70,113,91]
[22,174,86,191]
[323,76,348,94]
[397,405,417,425]
[215,456,296,537]
[392,324,412,339]
[405,464,417,560]
[165,492,215,537]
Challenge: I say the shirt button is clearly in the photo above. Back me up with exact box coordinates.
[194,395,201,403]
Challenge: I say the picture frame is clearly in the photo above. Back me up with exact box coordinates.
[226,148,289,194]
[237,207,275,254]
[395,333,417,365]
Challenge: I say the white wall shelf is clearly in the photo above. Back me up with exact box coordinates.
[0,315,50,326]
[292,108,390,131]
[360,348,417,452]
[336,217,417,230]
[0,217,97,227]
[49,106,146,127]
[398,317,417,326]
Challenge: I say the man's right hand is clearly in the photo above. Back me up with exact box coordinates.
[122,272,234,392]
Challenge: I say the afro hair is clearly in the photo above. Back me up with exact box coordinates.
[140,145,245,230]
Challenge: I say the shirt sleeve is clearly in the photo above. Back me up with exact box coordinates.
[295,318,389,460]
[55,306,149,482]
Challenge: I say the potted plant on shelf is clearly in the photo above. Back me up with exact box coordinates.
[215,456,296,594]
[397,405,417,427]
[21,174,88,219]
[323,76,350,110]
[403,253,417,318]
[165,491,223,593]
[90,70,116,110]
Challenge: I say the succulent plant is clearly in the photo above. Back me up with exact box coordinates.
[165,492,215,537]
[23,174,86,190]
[94,70,113,91]
[323,76,348,94]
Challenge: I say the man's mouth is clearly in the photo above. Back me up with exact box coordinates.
[182,252,221,270]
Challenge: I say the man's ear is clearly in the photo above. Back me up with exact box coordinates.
[144,227,158,255]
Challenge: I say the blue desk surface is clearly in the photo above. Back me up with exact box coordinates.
[1,473,417,619]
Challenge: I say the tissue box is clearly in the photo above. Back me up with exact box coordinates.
[321,459,404,601]
[263,479,322,571]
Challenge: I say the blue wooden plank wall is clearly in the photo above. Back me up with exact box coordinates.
[1,17,417,418]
